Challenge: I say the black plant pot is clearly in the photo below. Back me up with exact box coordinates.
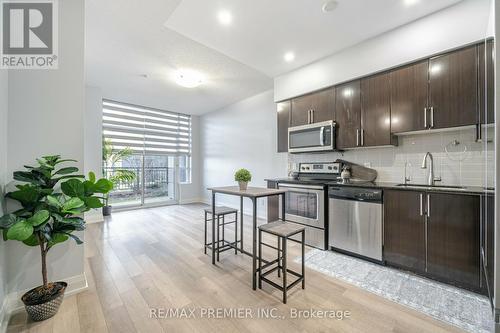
[102,205,112,216]
[21,281,67,321]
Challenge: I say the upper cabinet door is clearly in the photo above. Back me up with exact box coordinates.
[478,40,495,125]
[290,94,312,127]
[390,61,429,133]
[336,81,361,149]
[429,46,478,129]
[290,88,335,127]
[310,88,335,124]
[361,73,393,146]
[276,101,290,153]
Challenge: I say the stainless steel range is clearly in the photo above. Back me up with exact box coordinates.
[277,162,341,250]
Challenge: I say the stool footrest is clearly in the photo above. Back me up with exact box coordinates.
[260,276,303,292]
[261,242,282,252]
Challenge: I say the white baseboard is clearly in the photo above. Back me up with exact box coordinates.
[0,273,88,331]
[178,198,205,205]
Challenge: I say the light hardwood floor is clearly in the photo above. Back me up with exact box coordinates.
[7,204,463,333]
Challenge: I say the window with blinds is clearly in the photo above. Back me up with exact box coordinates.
[102,100,191,155]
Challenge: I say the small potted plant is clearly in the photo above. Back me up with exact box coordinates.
[0,155,112,321]
[234,168,252,191]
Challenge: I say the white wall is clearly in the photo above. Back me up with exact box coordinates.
[275,0,493,101]
[84,86,104,223]
[5,0,86,295]
[200,90,288,217]
[0,67,8,330]
[84,86,103,178]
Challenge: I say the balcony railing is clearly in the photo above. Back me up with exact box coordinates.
[103,166,173,205]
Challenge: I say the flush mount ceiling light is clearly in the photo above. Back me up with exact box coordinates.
[403,0,419,6]
[173,69,205,88]
[284,52,295,63]
[217,9,233,25]
[322,0,338,13]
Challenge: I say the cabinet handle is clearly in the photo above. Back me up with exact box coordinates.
[424,107,427,128]
[476,124,483,143]
[427,194,431,217]
[361,129,364,146]
[356,129,360,146]
[484,196,488,266]
[419,193,424,216]
[430,106,434,128]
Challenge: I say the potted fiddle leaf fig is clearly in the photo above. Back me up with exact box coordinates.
[234,168,252,191]
[0,155,112,321]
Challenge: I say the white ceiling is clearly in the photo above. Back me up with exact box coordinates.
[85,0,272,116]
[86,0,463,115]
[165,0,463,77]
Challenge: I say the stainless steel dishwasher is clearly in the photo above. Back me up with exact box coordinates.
[328,186,383,262]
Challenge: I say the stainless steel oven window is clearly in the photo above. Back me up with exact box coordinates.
[285,190,318,220]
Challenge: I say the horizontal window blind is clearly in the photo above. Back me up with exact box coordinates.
[102,100,191,155]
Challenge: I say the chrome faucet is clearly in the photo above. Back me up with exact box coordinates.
[421,152,442,186]
[404,162,412,184]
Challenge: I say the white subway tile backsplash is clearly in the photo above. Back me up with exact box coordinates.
[288,128,495,188]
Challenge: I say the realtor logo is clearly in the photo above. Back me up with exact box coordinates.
[1,0,58,69]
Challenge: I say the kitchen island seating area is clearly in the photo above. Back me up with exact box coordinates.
[205,186,306,302]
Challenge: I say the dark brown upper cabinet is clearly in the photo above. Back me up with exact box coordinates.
[429,45,478,129]
[276,101,290,153]
[427,193,480,291]
[335,81,361,149]
[384,190,426,274]
[290,88,335,127]
[479,40,495,126]
[361,73,396,146]
[390,60,429,133]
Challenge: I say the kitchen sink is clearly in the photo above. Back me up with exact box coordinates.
[396,184,467,191]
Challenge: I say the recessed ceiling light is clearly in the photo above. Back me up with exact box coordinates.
[217,10,232,25]
[403,0,419,6]
[284,52,295,62]
[322,0,338,13]
[173,69,205,88]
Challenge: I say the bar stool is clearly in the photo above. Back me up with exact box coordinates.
[204,206,239,261]
[258,221,305,304]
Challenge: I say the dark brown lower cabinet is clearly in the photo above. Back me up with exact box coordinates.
[426,193,480,291]
[480,194,495,299]
[384,190,482,293]
[383,190,426,273]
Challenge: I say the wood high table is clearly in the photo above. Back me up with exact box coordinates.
[207,186,286,290]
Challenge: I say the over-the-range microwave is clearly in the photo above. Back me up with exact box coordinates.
[288,120,336,153]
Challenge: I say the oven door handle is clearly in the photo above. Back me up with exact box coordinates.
[278,183,325,190]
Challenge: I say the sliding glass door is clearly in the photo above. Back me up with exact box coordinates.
[102,99,192,209]
[144,155,176,205]
[104,154,178,208]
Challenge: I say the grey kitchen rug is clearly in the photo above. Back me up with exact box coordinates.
[296,249,492,333]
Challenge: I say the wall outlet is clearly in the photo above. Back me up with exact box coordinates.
[364,162,372,168]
